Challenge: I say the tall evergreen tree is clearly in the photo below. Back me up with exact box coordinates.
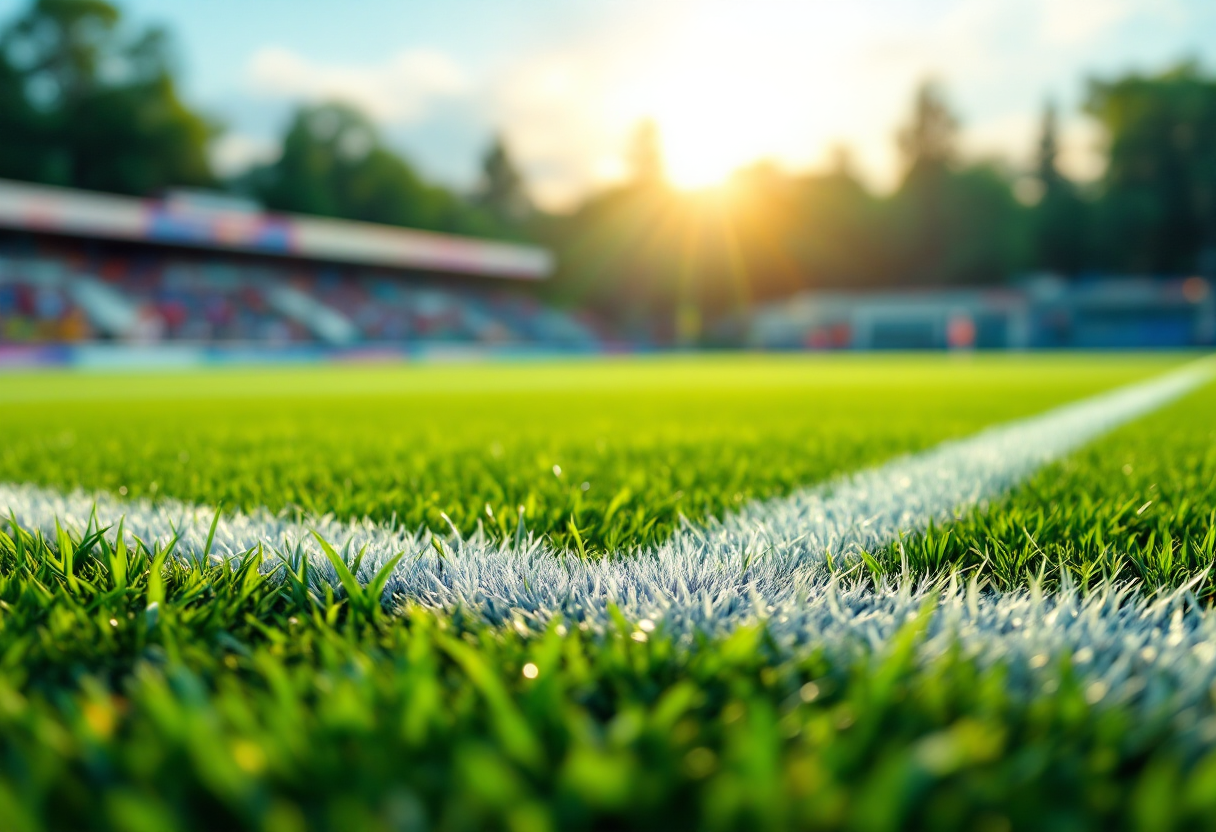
[1035,102,1062,188]
[892,81,960,284]
[1087,62,1216,274]
[1030,101,1088,275]
[897,81,959,178]
[887,82,1027,286]
[475,136,530,224]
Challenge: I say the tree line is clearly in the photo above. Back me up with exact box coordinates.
[2,0,1215,338]
[0,0,521,239]
[548,72,1216,338]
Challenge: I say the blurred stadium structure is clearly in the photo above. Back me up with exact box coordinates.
[749,275,1216,351]
[1,174,1213,363]
[0,179,601,367]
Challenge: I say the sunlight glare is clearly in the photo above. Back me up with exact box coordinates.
[639,4,818,189]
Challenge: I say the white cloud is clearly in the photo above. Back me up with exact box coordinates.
[247,46,469,124]
[210,133,279,177]
[1041,0,1154,45]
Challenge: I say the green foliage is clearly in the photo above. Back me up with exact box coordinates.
[1030,102,1091,274]
[896,81,960,177]
[882,82,1029,287]
[537,182,683,329]
[245,102,511,239]
[889,161,1030,287]
[1087,62,1216,275]
[543,96,1030,332]
[0,355,1175,555]
[475,135,531,226]
[0,517,1212,831]
[0,0,215,195]
[871,379,1216,594]
[787,160,885,288]
[546,67,1216,330]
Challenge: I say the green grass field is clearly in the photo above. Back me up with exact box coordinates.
[1,353,1214,832]
[0,354,1179,552]
[875,381,1216,593]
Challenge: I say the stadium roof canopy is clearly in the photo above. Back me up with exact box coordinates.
[0,178,553,281]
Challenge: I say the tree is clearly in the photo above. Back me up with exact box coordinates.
[1087,62,1216,274]
[1029,101,1089,275]
[475,135,530,224]
[791,156,886,289]
[891,81,961,284]
[887,82,1029,285]
[0,38,41,180]
[248,102,503,237]
[897,81,959,178]
[937,163,1028,284]
[1035,101,1063,189]
[0,0,215,194]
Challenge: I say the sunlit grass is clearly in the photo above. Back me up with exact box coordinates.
[873,380,1216,594]
[0,354,1180,554]
[3,517,1216,831]
[0,352,1212,831]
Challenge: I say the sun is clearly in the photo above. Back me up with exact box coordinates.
[644,62,782,190]
[633,7,805,190]
[659,101,760,190]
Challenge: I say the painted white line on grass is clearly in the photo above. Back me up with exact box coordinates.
[1,361,1214,710]
[3,360,1208,612]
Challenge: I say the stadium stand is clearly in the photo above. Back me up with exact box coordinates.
[0,256,93,343]
[0,178,598,351]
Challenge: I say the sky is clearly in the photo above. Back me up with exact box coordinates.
[3,0,1214,209]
